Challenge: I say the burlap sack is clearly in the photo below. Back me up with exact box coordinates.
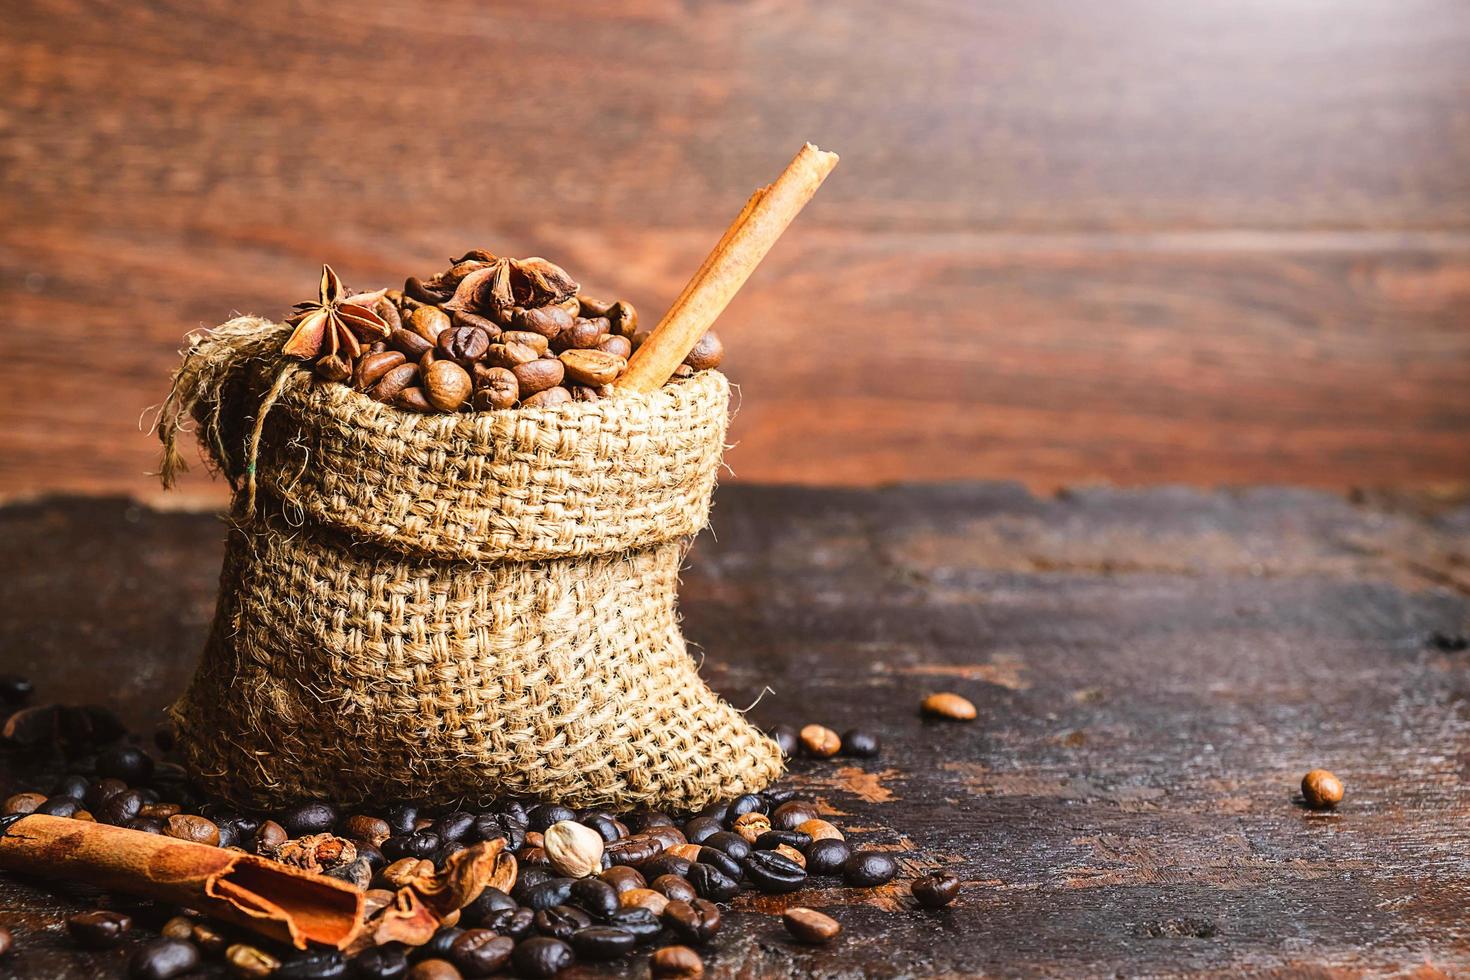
[158,317,783,811]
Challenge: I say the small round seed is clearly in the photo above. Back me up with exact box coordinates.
[921,692,977,720]
[912,871,961,908]
[799,724,841,757]
[1301,769,1344,809]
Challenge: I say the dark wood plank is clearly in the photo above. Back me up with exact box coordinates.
[1,485,1468,976]
[1,0,1469,498]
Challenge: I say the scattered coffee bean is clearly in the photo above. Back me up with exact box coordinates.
[683,330,724,371]
[732,811,772,843]
[841,728,882,757]
[755,829,811,851]
[652,873,697,902]
[663,898,721,944]
[448,928,513,976]
[160,915,194,940]
[3,792,46,815]
[98,744,155,784]
[165,813,220,846]
[418,927,466,961]
[275,949,348,979]
[534,904,593,939]
[52,774,90,800]
[912,870,961,908]
[799,724,841,757]
[570,925,638,960]
[280,800,338,837]
[511,936,574,978]
[600,864,646,894]
[36,795,79,817]
[783,906,841,944]
[843,850,898,887]
[569,876,620,917]
[129,938,200,980]
[695,846,744,879]
[407,959,460,980]
[226,943,281,978]
[743,848,808,893]
[0,925,10,957]
[620,887,669,915]
[767,724,799,757]
[921,691,977,720]
[795,818,843,842]
[66,910,132,948]
[1302,769,1344,809]
[347,946,407,980]
[804,837,853,876]
[651,944,704,978]
[686,862,741,902]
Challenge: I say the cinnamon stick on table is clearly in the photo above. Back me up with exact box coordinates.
[614,142,839,393]
[0,813,363,949]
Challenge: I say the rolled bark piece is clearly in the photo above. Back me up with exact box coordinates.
[615,142,838,393]
[0,813,363,949]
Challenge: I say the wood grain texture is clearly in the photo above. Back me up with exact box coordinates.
[1,0,1468,501]
[2,485,1469,976]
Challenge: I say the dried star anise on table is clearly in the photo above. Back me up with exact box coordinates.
[281,264,391,378]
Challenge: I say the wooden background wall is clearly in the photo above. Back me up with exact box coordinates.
[2,0,1467,504]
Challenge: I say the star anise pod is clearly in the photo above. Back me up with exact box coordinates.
[281,264,390,362]
[441,256,579,321]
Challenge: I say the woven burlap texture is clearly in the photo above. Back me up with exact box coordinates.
[161,316,784,810]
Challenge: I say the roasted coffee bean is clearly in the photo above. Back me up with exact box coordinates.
[380,857,435,890]
[356,840,387,872]
[522,877,575,910]
[367,363,419,402]
[652,873,697,902]
[683,330,723,371]
[165,813,220,846]
[921,691,977,720]
[604,906,661,943]
[122,816,166,834]
[84,776,127,811]
[191,921,227,955]
[569,925,637,960]
[66,910,132,948]
[390,327,434,360]
[513,866,554,896]
[512,305,574,340]
[408,959,460,980]
[461,885,516,927]
[395,386,434,413]
[764,719,799,758]
[517,845,551,867]
[842,850,898,887]
[840,728,881,757]
[473,905,534,939]
[350,945,407,980]
[569,876,620,918]
[535,904,593,940]
[682,816,722,845]
[472,811,526,848]
[783,906,841,944]
[98,789,145,825]
[604,833,663,867]
[641,854,692,880]
[651,944,703,978]
[389,829,442,861]
[343,814,392,846]
[526,803,576,832]
[160,916,194,940]
[619,887,669,915]
[606,300,637,338]
[686,862,740,902]
[255,819,288,851]
[447,309,500,338]
[275,949,348,979]
[743,849,807,893]
[732,811,772,843]
[1302,768,1344,809]
[484,341,540,369]
[436,325,491,364]
[511,357,565,396]
[511,936,574,978]
[695,846,743,879]
[727,793,766,821]
[325,855,373,889]
[36,795,79,817]
[799,724,841,757]
[804,837,852,876]
[98,744,154,784]
[580,812,623,844]
[409,305,451,343]
[227,943,282,979]
[3,792,45,815]
[755,829,811,851]
[646,824,687,850]
[597,334,633,359]
[522,386,571,407]
[912,870,961,908]
[356,350,408,389]
[559,348,625,386]
[702,832,750,860]
[138,802,181,820]
[417,926,465,961]
[0,925,10,957]
[128,938,200,980]
[795,818,843,842]
[600,865,646,893]
[769,800,816,831]
[216,813,258,849]
[448,928,513,976]
[501,330,550,354]
[52,774,90,800]
[663,898,721,944]
[423,360,472,411]
[0,674,32,703]
[384,803,419,836]
[551,316,605,352]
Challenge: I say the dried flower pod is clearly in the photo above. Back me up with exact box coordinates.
[424,360,472,412]
[263,833,357,873]
[544,820,604,878]
[512,358,566,396]
[560,349,626,387]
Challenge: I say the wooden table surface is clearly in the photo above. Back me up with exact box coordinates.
[4,0,1470,500]
[2,484,1468,976]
